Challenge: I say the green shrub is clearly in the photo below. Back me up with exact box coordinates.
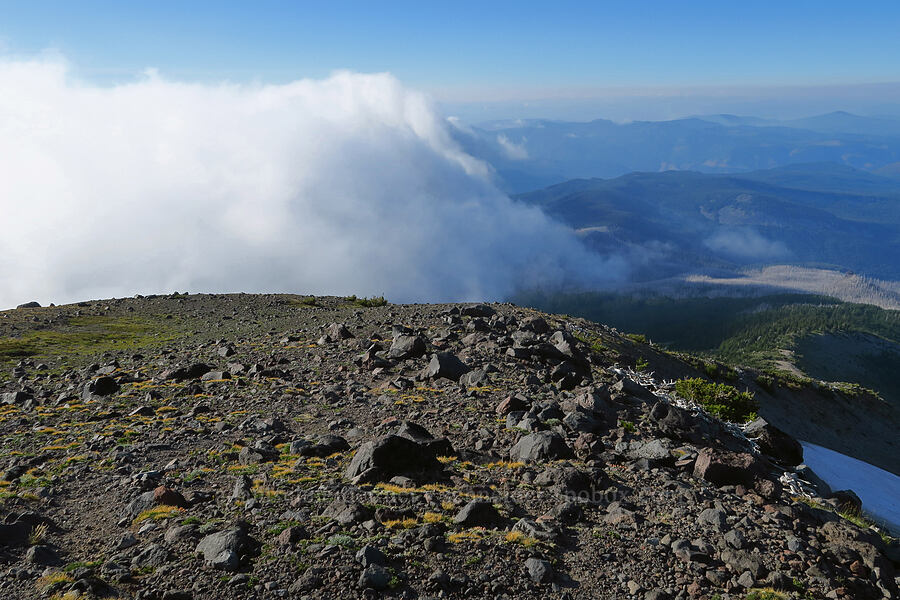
[344,295,387,308]
[675,378,758,423]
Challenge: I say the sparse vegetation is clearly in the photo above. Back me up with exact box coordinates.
[344,295,387,307]
[0,315,177,364]
[675,378,758,422]
[744,589,789,600]
[133,505,185,524]
[29,523,49,545]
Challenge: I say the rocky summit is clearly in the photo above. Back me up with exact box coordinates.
[0,293,898,600]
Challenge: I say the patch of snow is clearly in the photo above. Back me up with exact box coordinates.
[800,441,900,534]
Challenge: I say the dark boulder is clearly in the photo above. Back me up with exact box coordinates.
[389,334,426,359]
[162,363,212,381]
[423,352,470,380]
[496,394,529,416]
[563,406,604,434]
[649,401,747,451]
[453,500,502,527]
[83,376,120,398]
[195,525,254,572]
[520,316,550,334]
[745,417,803,465]
[613,378,657,403]
[509,431,573,462]
[322,499,372,525]
[830,489,863,514]
[524,557,553,583]
[297,435,350,458]
[460,304,495,317]
[533,466,592,496]
[345,435,442,483]
[2,391,32,405]
[693,448,766,487]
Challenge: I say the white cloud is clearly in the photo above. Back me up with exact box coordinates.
[0,57,621,308]
[704,228,789,260]
[496,134,529,160]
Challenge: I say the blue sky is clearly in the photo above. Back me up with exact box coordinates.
[2,1,900,118]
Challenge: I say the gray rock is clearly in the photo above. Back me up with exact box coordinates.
[200,370,230,381]
[563,407,603,434]
[84,376,120,398]
[358,564,391,590]
[459,369,487,387]
[275,525,308,546]
[124,491,156,520]
[605,502,641,525]
[25,544,61,566]
[115,532,140,550]
[524,557,553,583]
[321,499,372,525]
[324,323,354,341]
[724,528,747,549]
[698,508,727,530]
[423,352,470,380]
[164,525,199,544]
[296,434,349,458]
[509,431,572,462]
[737,570,756,588]
[394,421,433,443]
[389,334,426,359]
[1,391,31,405]
[629,438,674,461]
[230,475,253,501]
[671,539,710,565]
[195,527,250,572]
[355,544,387,567]
[745,417,803,465]
[720,548,766,579]
[505,410,526,429]
[131,543,171,569]
[533,466,592,496]
[520,316,550,333]
[344,434,441,483]
[612,377,657,403]
[238,442,279,465]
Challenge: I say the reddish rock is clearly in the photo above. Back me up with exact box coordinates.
[153,486,188,508]
[849,560,868,577]
[495,394,528,416]
[693,448,765,487]
[573,432,603,457]
[276,525,308,546]
[686,581,703,597]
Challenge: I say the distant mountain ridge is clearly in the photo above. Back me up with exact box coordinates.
[453,112,900,193]
[514,162,900,281]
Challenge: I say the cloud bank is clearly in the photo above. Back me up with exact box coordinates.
[0,58,620,309]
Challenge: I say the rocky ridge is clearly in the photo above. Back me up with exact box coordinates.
[0,293,898,600]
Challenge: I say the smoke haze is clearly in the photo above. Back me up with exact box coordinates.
[0,58,619,309]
